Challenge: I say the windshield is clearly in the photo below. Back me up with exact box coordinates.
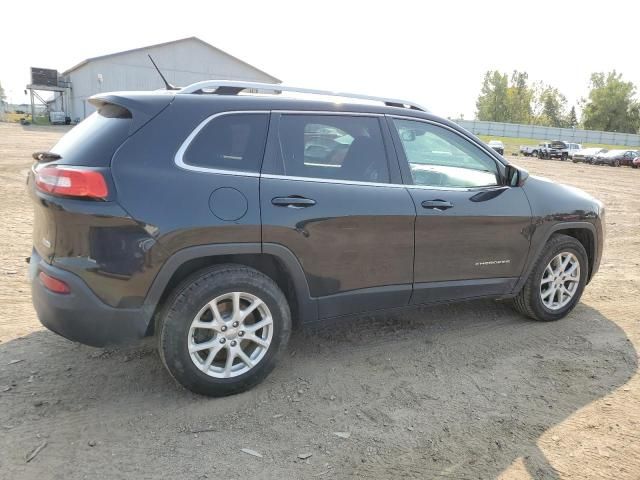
[603,150,625,157]
[578,148,601,155]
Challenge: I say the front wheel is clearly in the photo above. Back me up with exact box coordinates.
[158,264,291,396]
[512,234,588,321]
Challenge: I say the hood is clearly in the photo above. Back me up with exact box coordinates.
[523,175,603,221]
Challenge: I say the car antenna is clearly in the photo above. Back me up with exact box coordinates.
[148,54,179,90]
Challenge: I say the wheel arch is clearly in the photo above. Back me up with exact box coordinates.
[514,222,598,295]
[553,227,596,279]
[143,243,317,335]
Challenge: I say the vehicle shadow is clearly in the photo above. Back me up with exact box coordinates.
[0,299,636,479]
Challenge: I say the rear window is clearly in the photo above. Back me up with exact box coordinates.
[182,113,269,172]
[50,104,132,167]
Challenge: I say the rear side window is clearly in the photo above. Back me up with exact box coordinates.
[277,114,389,183]
[183,113,269,172]
[50,104,132,167]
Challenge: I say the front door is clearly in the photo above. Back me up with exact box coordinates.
[260,112,416,319]
[388,117,532,304]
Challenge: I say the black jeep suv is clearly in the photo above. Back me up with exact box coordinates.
[28,82,604,396]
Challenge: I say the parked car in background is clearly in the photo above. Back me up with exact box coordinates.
[572,148,607,164]
[487,140,504,155]
[520,142,550,157]
[593,149,639,167]
[539,141,582,161]
[565,143,583,159]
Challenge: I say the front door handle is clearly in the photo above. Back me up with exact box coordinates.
[272,196,316,208]
[421,199,453,211]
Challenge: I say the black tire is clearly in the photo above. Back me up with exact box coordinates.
[512,234,588,322]
[562,153,568,161]
[158,264,291,397]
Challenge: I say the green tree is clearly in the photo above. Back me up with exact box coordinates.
[567,106,578,128]
[538,86,568,128]
[476,70,534,123]
[475,71,510,122]
[505,71,533,123]
[582,71,640,133]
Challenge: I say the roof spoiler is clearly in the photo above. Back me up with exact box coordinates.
[88,93,174,134]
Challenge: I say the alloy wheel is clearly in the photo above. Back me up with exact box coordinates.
[539,252,581,311]
[188,292,273,378]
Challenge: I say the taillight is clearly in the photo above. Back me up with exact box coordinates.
[35,166,108,199]
[39,271,71,294]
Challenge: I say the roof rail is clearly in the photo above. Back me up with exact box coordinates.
[177,80,427,112]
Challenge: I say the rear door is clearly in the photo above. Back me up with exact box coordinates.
[388,116,532,304]
[260,112,416,319]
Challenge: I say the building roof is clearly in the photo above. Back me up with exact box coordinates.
[61,36,280,83]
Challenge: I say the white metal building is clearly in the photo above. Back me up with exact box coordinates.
[57,37,280,120]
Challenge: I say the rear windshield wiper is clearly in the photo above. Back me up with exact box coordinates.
[32,151,62,162]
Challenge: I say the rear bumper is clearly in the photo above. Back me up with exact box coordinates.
[29,250,149,347]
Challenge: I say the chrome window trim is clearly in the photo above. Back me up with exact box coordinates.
[260,173,491,192]
[260,173,404,188]
[173,109,497,192]
[174,110,270,175]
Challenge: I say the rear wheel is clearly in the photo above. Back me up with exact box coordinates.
[512,234,588,321]
[562,153,568,161]
[158,264,291,396]
[613,159,621,167]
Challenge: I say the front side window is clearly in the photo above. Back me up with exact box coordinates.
[183,113,269,172]
[393,119,500,188]
[278,114,389,183]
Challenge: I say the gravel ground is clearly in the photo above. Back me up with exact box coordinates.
[0,122,638,479]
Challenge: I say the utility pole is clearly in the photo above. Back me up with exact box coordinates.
[30,89,35,123]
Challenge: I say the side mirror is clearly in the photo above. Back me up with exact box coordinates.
[504,164,529,187]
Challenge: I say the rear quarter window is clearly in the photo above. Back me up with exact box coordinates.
[181,113,269,172]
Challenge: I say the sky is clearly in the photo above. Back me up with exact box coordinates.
[1,0,639,119]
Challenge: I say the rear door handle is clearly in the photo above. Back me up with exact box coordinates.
[271,196,316,208]
[421,199,453,210]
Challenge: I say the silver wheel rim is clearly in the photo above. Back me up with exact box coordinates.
[540,252,581,311]
[188,292,273,378]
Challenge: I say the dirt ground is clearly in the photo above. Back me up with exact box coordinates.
[0,122,638,479]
